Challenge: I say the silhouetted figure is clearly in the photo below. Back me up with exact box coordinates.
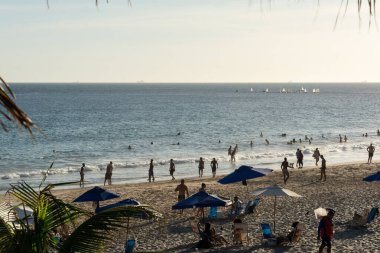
[339,134,342,143]
[365,133,368,137]
[265,139,270,145]
[128,145,132,150]
[198,157,204,177]
[344,135,347,142]
[79,163,85,187]
[281,158,290,184]
[149,159,155,182]
[367,144,375,164]
[260,132,263,137]
[320,155,326,181]
[250,141,253,147]
[210,158,218,178]
[169,159,175,180]
[104,161,113,186]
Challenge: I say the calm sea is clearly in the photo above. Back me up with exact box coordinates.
[0,83,379,190]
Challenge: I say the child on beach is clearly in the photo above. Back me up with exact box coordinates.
[317,209,335,253]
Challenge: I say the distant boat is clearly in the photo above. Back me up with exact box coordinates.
[251,88,254,92]
[304,88,308,93]
[313,88,320,93]
[265,88,269,93]
[300,86,307,93]
[281,88,287,93]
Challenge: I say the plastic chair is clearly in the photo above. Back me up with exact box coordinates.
[208,206,217,220]
[124,239,135,253]
[260,223,274,239]
[367,207,379,224]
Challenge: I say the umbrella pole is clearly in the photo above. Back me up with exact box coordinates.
[274,196,277,234]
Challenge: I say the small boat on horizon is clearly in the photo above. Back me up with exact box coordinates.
[281,88,287,93]
[312,88,320,93]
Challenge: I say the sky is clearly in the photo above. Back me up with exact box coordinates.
[0,0,379,83]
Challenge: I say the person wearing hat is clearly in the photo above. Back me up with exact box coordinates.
[317,209,335,253]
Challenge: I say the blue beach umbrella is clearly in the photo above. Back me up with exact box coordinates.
[73,186,120,205]
[172,191,230,210]
[363,171,380,182]
[95,198,140,214]
[218,165,272,185]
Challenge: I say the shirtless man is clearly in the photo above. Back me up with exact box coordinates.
[175,179,189,213]
[367,144,375,164]
[210,158,218,178]
[281,158,290,184]
[104,161,113,186]
[148,159,155,182]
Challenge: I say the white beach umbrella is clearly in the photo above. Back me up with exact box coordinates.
[251,184,302,233]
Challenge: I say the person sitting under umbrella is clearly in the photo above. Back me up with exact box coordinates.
[229,196,243,218]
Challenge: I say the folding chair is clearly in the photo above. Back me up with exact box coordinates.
[124,239,135,253]
[260,223,276,245]
[208,206,217,220]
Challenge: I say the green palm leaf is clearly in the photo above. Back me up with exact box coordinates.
[0,76,35,134]
[60,205,163,253]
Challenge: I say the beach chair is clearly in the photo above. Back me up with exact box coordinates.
[277,222,304,247]
[244,198,260,215]
[233,222,249,245]
[124,239,135,253]
[260,223,276,246]
[208,206,217,220]
[349,207,379,228]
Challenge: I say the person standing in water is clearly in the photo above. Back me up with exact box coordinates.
[169,159,175,180]
[344,135,347,142]
[228,146,232,160]
[104,161,113,186]
[149,159,155,182]
[79,163,85,187]
[313,148,321,166]
[198,157,204,178]
[210,158,218,178]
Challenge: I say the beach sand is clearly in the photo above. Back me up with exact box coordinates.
[2,162,380,252]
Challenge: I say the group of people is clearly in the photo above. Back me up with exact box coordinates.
[227,145,238,162]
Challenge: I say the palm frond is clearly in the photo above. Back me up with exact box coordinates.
[0,76,35,134]
[0,216,15,252]
[60,205,162,253]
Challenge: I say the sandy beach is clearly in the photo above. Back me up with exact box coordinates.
[2,161,380,252]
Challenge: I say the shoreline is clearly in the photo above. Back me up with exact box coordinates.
[1,162,380,252]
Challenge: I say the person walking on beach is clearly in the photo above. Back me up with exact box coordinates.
[169,159,175,180]
[79,163,85,187]
[317,209,335,253]
[281,158,290,185]
[198,157,204,178]
[148,159,155,182]
[104,161,113,186]
[228,146,232,157]
[175,179,189,214]
[210,158,218,178]
[320,155,326,181]
[313,148,321,166]
[296,149,303,168]
[367,144,375,164]
[344,135,347,142]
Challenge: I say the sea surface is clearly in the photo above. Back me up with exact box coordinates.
[0,83,379,191]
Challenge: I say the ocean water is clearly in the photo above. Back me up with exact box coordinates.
[0,83,379,191]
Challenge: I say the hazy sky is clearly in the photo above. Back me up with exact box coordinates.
[1,0,379,83]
